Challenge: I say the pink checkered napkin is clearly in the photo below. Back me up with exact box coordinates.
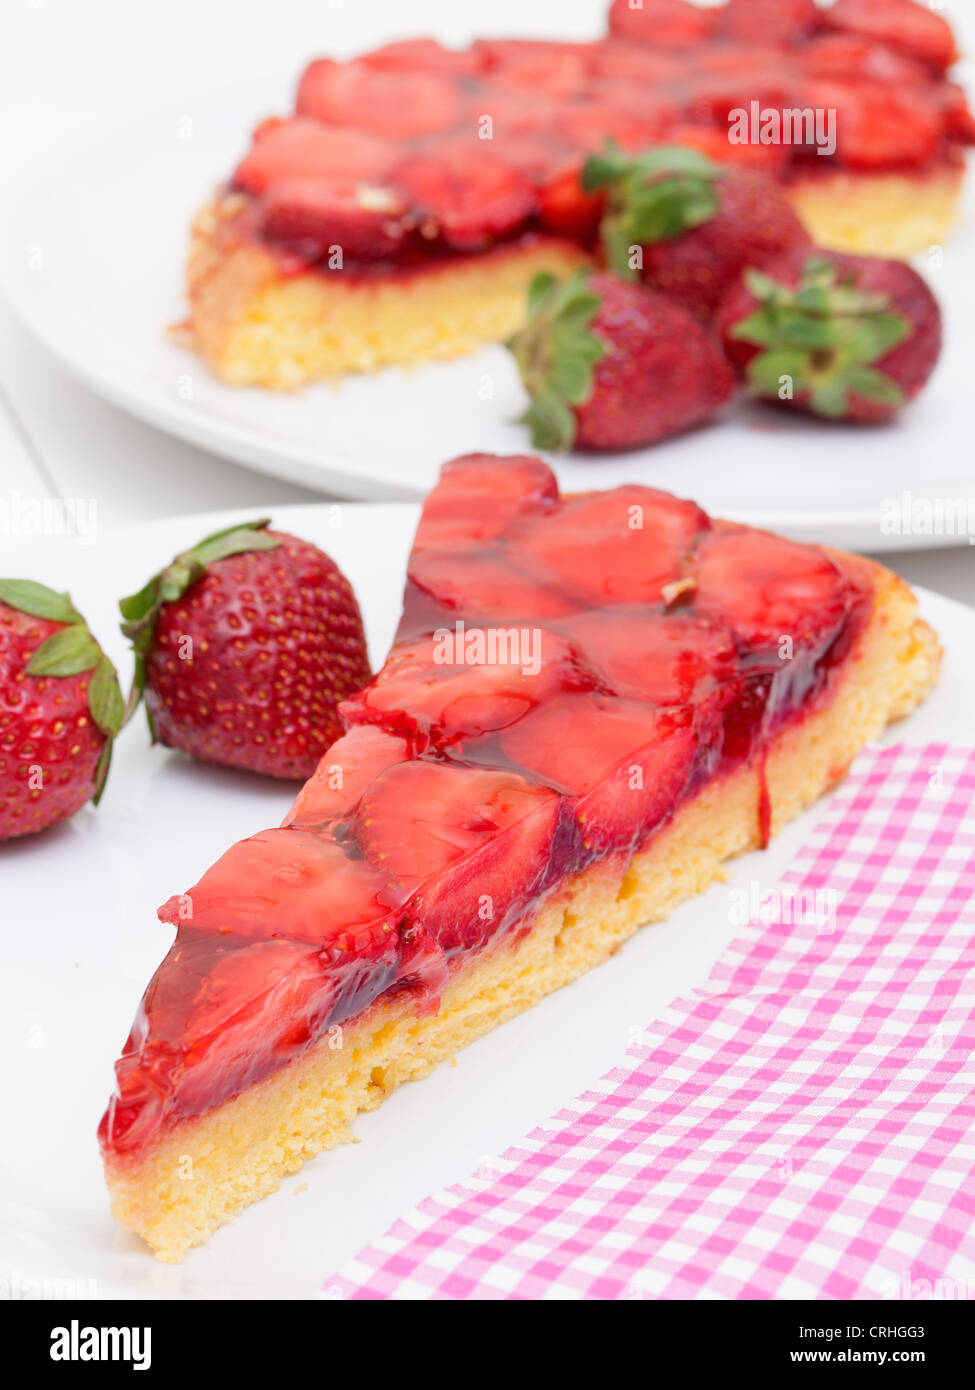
[329,744,975,1300]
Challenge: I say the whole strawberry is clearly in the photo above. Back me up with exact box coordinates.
[507,270,735,452]
[120,520,370,780]
[582,145,810,323]
[0,580,124,840]
[714,249,942,422]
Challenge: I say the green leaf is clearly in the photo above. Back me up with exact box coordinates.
[809,379,851,418]
[158,559,199,605]
[581,142,625,191]
[520,390,578,452]
[746,350,809,399]
[189,521,280,569]
[840,364,905,407]
[793,285,832,315]
[118,574,160,624]
[526,272,558,318]
[602,216,639,277]
[728,309,780,348]
[774,311,845,351]
[850,313,912,363]
[619,173,719,247]
[584,142,718,192]
[27,624,101,677]
[88,656,126,737]
[0,579,81,624]
[92,737,113,807]
[743,267,790,304]
[800,256,839,287]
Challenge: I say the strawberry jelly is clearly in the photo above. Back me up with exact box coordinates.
[100,454,872,1157]
[219,3,975,274]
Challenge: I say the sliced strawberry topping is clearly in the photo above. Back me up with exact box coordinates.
[501,693,699,854]
[260,178,408,260]
[101,934,337,1151]
[607,0,715,46]
[480,49,592,101]
[354,759,558,898]
[345,628,593,747]
[538,163,606,241]
[353,758,560,954]
[285,726,411,826]
[800,32,929,84]
[718,0,821,44]
[555,99,669,156]
[157,827,404,943]
[692,528,853,655]
[556,611,737,708]
[824,0,957,73]
[515,487,710,607]
[296,59,463,138]
[359,38,483,76]
[412,453,559,552]
[943,85,975,144]
[233,118,395,194]
[407,790,561,954]
[391,146,537,251]
[664,124,790,176]
[472,39,602,73]
[808,79,942,168]
[591,41,688,85]
[683,64,801,130]
[407,548,575,622]
[460,87,569,148]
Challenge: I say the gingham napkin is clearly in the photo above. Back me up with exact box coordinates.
[329,744,975,1299]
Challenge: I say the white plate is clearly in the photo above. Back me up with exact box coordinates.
[1,68,974,550]
[1,502,973,1301]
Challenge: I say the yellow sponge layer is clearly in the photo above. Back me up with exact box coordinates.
[787,166,965,259]
[104,560,940,1262]
[185,199,589,389]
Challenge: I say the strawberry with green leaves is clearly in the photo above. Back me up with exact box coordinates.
[714,249,942,421]
[0,580,124,840]
[507,269,735,452]
[582,144,810,323]
[120,519,370,781]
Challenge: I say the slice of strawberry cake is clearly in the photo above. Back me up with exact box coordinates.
[100,454,941,1261]
[183,0,974,386]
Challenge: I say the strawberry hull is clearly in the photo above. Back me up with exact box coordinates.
[101,454,876,1163]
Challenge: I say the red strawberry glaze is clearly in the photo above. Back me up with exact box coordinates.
[101,455,873,1158]
[217,1,974,275]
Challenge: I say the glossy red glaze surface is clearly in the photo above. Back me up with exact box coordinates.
[100,455,873,1157]
[219,2,973,272]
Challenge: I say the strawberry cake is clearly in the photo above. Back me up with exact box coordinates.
[100,454,941,1261]
[183,0,974,386]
